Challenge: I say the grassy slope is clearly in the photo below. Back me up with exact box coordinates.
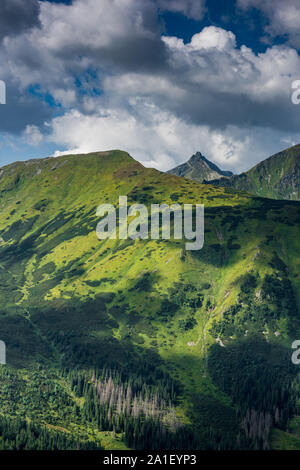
[0,150,299,448]
[209,143,300,201]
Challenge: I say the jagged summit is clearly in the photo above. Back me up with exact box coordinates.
[167,151,233,183]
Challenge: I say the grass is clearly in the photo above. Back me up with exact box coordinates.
[271,428,300,450]
[0,150,299,449]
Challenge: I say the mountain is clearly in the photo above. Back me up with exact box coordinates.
[167,151,233,183]
[207,144,300,201]
[0,150,300,450]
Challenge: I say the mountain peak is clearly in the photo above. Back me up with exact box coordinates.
[189,151,204,159]
[188,152,206,163]
[167,152,233,183]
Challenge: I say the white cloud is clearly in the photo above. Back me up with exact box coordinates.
[105,29,300,135]
[23,125,43,146]
[1,1,300,174]
[38,0,158,51]
[189,27,236,51]
[22,20,300,171]
[162,28,300,100]
[45,99,300,174]
[238,0,300,48]
[0,0,163,98]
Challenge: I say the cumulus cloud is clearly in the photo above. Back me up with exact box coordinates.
[189,26,236,50]
[1,0,300,173]
[0,0,167,133]
[23,125,43,146]
[238,0,300,48]
[105,28,300,132]
[46,104,246,171]
[46,99,300,174]
[37,0,165,72]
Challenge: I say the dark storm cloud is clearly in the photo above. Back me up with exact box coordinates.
[48,0,168,73]
[0,84,53,133]
[0,0,41,41]
[57,36,168,73]
[162,87,300,133]
[158,0,206,20]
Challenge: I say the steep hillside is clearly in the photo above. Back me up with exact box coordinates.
[0,150,299,450]
[167,152,233,183]
[208,144,300,201]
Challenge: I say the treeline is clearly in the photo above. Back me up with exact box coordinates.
[65,365,255,450]
[66,367,201,450]
[0,414,101,450]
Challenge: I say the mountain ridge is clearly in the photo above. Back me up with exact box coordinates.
[208,144,300,201]
[168,144,300,201]
[0,149,299,450]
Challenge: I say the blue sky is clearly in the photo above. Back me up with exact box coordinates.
[1,0,300,172]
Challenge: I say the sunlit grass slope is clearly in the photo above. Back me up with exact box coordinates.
[210,143,300,201]
[0,150,299,449]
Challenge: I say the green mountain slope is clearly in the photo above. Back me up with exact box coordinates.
[0,150,300,450]
[167,152,233,183]
[208,144,300,200]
